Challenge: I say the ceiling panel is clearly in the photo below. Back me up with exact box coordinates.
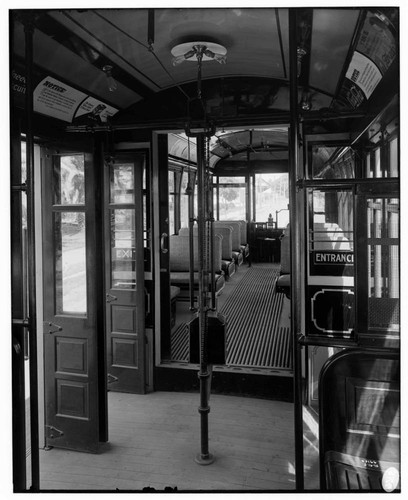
[49,8,289,91]
[13,20,142,109]
[309,9,360,95]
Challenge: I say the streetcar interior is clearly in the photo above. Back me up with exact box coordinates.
[9,6,400,494]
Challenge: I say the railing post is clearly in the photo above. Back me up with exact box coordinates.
[289,7,305,492]
[195,133,214,465]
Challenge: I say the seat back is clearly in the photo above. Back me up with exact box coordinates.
[171,233,223,273]
[222,220,247,245]
[214,221,241,250]
[179,225,233,260]
[319,348,400,491]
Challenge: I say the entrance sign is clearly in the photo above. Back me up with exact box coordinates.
[313,251,354,265]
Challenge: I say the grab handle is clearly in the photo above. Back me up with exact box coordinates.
[160,232,168,254]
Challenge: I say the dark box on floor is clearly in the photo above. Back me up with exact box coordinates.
[189,314,226,365]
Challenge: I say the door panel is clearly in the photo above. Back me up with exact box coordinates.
[42,150,100,452]
[105,154,146,393]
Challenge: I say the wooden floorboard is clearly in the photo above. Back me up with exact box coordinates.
[39,391,296,492]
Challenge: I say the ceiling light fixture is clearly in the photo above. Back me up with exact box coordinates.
[102,65,118,92]
[171,41,227,66]
[171,41,227,101]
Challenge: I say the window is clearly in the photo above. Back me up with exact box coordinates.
[255,173,289,227]
[53,155,87,314]
[365,132,399,179]
[307,188,354,338]
[309,145,355,180]
[180,170,194,229]
[364,196,399,333]
[168,170,175,235]
[215,176,246,220]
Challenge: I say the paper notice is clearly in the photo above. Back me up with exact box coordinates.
[34,77,87,122]
[34,76,119,123]
[74,96,118,123]
[345,51,382,100]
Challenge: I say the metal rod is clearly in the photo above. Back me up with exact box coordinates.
[289,8,304,492]
[297,177,399,189]
[147,9,155,47]
[195,134,214,465]
[24,16,40,492]
[206,139,216,310]
[188,213,196,311]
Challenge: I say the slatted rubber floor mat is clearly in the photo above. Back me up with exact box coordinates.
[171,266,292,370]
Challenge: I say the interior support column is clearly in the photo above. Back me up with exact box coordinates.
[289,8,305,492]
[195,133,214,465]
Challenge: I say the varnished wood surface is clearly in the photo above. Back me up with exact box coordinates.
[39,391,297,492]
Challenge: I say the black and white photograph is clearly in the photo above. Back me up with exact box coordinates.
[4,1,404,496]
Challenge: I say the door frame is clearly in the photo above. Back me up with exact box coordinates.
[152,132,170,365]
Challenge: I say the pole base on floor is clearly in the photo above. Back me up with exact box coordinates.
[195,453,215,465]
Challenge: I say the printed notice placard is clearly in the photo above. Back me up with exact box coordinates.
[345,51,382,100]
[74,96,118,123]
[33,76,119,123]
[34,77,87,122]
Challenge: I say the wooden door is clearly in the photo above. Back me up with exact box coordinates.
[104,153,146,393]
[42,149,101,452]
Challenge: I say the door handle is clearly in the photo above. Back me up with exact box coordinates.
[160,232,168,254]
[106,293,117,303]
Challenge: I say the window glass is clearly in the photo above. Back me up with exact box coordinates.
[168,170,175,193]
[310,146,354,179]
[311,189,354,251]
[218,186,246,220]
[169,194,175,235]
[54,155,85,205]
[55,212,87,314]
[365,138,399,179]
[366,197,399,332]
[255,173,289,227]
[110,163,134,204]
[389,137,398,178]
[179,171,191,229]
[218,176,245,184]
[110,209,136,289]
[307,188,355,339]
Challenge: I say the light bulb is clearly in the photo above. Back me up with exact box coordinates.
[213,53,227,64]
[172,54,187,66]
[204,49,227,64]
[296,47,306,78]
[172,49,196,66]
[103,65,117,92]
[300,91,312,111]
[107,75,117,92]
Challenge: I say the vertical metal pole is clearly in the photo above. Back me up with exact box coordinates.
[24,16,40,491]
[206,139,216,309]
[289,8,304,491]
[188,173,196,311]
[195,134,214,465]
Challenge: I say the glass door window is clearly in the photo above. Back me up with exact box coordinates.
[53,155,87,315]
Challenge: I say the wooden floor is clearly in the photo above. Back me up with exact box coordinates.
[39,391,299,492]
